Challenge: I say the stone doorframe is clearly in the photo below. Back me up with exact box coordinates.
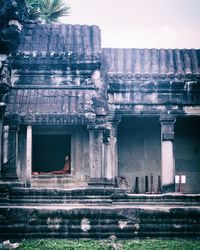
[4,124,76,186]
[87,118,120,180]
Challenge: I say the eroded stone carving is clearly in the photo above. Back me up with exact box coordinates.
[160,115,176,141]
[0,0,27,52]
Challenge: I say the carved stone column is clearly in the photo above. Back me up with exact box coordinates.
[160,115,176,193]
[1,124,18,179]
[2,125,9,166]
[0,59,11,177]
[25,125,32,186]
[104,122,118,180]
[0,118,3,175]
[88,126,104,178]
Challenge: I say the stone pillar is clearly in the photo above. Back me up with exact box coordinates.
[160,115,176,193]
[26,125,32,186]
[104,123,118,179]
[17,125,27,182]
[2,125,9,165]
[0,119,3,175]
[0,56,11,178]
[2,124,18,179]
[88,126,104,178]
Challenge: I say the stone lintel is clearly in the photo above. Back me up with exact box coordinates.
[5,114,93,126]
[160,114,176,123]
[87,124,105,131]
[9,124,19,131]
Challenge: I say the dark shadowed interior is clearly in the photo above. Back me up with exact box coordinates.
[32,134,71,173]
[175,117,200,193]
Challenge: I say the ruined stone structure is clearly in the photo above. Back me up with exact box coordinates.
[0,1,200,239]
[2,24,200,193]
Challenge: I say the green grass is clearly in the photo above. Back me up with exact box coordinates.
[17,239,200,250]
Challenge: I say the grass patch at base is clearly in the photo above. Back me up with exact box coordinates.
[17,239,200,250]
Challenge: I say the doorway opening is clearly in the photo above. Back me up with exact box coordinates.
[118,117,161,193]
[175,117,200,193]
[32,134,71,174]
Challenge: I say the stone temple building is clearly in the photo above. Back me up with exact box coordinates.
[0,0,200,239]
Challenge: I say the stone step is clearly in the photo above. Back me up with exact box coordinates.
[113,201,200,206]
[1,231,198,239]
[8,199,112,205]
[0,182,25,204]
[4,187,200,206]
[0,205,199,239]
[31,182,87,189]
[8,197,200,206]
[10,195,111,199]
[32,175,74,179]
[31,175,85,188]
[88,177,116,187]
[31,176,116,188]
[1,187,116,206]
[10,187,117,196]
[112,193,200,204]
[9,195,112,204]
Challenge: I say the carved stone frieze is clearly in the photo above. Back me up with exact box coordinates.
[84,112,96,123]
[12,52,101,87]
[160,115,176,141]
[0,0,27,52]
[0,60,12,117]
[12,52,101,66]
[0,60,11,95]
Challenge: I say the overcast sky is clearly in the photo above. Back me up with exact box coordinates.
[60,0,200,49]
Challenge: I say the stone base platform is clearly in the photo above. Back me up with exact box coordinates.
[0,183,199,239]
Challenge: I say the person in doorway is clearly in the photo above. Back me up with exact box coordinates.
[32,155,70,175]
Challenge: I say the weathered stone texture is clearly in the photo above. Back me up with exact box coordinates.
[0,21,200,240]
[0,188,200,239]
[102,48,200,80]
[18,24,101,55]
[6,88,96,116]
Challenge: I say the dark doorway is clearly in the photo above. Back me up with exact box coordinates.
[175,117,200,193]
[118,117,161,193]
[32,134,71,173]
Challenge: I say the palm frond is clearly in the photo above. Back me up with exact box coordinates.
[25,0,70,23]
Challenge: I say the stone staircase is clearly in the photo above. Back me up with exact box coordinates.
[112,193,200,206]
[31,175,86,189]
[0,181,200,239]
[7,187,114,205]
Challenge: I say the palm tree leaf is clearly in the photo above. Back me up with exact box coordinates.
[25,0,70,23]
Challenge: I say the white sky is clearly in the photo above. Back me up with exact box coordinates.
[60,0,200,49]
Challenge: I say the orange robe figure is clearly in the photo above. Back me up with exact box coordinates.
[33,156,70,175]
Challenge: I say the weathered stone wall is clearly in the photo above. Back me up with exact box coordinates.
[118,117,161,192]
[1,202,199,239]
[17,125,26,182]
[72,126,89,179]
[175,117,200,193]
[18,24,101,55]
